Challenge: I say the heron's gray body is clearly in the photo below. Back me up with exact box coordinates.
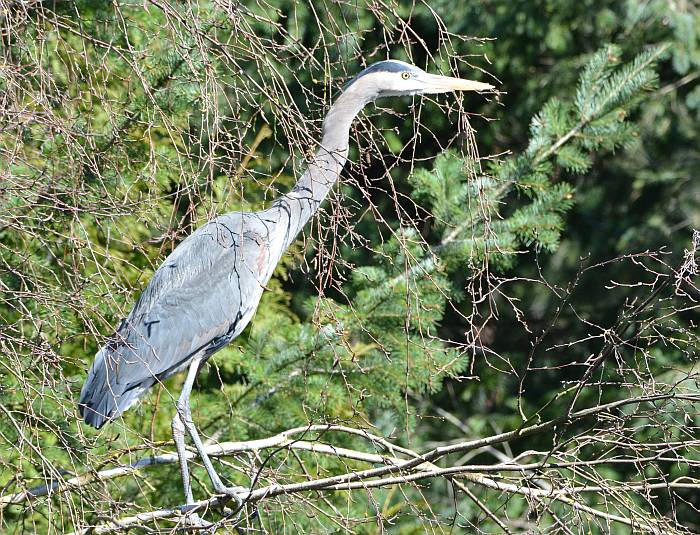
[81,213,266,426]
[80,145,348,427]
[78,59,492,512]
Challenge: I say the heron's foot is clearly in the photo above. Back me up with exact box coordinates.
[180,509,213,529]
[214,484,249,508]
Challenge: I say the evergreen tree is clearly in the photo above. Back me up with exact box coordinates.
[1,1,697,533]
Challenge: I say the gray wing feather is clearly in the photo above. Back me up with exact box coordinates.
[80,213,275,428]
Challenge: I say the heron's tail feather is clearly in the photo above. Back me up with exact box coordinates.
[79,346,152,429]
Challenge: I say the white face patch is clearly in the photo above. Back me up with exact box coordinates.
[343,60,423,91]
[346,69,427,99]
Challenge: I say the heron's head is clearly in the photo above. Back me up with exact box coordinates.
[343,59,494,101]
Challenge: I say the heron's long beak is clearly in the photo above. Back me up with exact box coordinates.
[425,73,494,93]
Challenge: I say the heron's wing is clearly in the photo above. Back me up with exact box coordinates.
[80,213,275,426]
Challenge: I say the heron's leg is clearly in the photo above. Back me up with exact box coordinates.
[177,357,248,505]
[172,393,211,527]
[172,413,195,504]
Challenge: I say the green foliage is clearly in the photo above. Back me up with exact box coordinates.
[407,43,660,274]
[1,1,698,534]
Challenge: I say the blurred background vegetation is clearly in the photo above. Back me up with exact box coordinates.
[1,0,698,533]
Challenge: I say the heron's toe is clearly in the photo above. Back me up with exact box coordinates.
[217,485,249,507]
[182,510,212,529]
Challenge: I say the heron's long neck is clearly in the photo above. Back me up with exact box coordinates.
[272,88,369,250]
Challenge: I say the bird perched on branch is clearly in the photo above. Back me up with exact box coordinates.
[79,59,493,511]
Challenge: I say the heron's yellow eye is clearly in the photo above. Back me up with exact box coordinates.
[401,71,411,80]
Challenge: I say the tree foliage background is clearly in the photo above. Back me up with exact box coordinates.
[1,0,698,533]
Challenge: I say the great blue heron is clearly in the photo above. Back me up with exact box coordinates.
[79,59,493,510]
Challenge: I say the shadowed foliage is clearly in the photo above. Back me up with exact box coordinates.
[1,1,698,533]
